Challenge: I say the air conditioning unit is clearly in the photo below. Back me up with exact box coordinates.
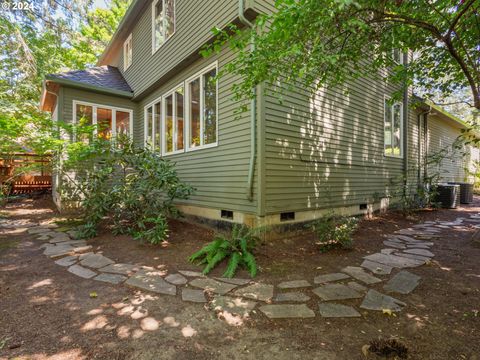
[436,184,460,209]
[447,182,474,204]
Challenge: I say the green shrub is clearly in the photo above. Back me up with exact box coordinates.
[310,214,358,252]
[58,136,194,244]
[189,225,259,278]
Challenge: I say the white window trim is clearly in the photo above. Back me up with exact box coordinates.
[144,98,160,150]
[162,83,185,156]
[185,61,219,153]
[151,0,176,55]
[73,100,133,141]
[143,61,219,156]
[123,33,133,70]
[392,49,404,65]
[383,95,404,159]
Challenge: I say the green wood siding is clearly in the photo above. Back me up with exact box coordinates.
[136,47,257,214]
[117,0,239,97]
[426,115,466,182]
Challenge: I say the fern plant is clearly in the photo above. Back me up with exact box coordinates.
[188,225,259,278]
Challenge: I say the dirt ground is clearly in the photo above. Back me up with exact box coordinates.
[0,196,479,360]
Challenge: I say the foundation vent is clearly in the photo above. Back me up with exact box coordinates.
[221,210,234,220]
[359,204,368,210]
[280,212,295,222]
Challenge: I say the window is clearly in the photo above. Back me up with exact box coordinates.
[384,98,403,157]
[392,48,403,64]
[143,62,218,155]
[186,63,218,150]
[163,86,184,154]
[73,101,133,143]
[152,0,175,52]
[144,100,161,151]
[124,34,132,70]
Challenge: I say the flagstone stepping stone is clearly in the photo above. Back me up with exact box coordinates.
[406,243,432,249]
[360,289,406,312]
[215,278,251,286]
[394,235,425,243]
[318,303,361,318]
[37,235,52,241]
[210,296,257,316]
[364,253,424,268]
[404,248,434,257]
[68,264,96,279]
[100,263,138,275]
[190,278,237,295]
[394,252,431,262]
[361,260,393,275]
[383,241,406,249]
[58,240,87,247]
[79,253,115,269]
[384,271,421,294]
[277,280,311,289]
[313,283,362,301]
[179,270,204,277]
[55,255,78,267]
[274,292,311,302]
[182,288,207,303]
[259,304,315,319]
[48,234,71,243]
[94,273,126,285]
[381,249,397,255]
[73,245,93,253]
[234,283,274,302]
[347,281,367,293]
[43,244,75,258]
[341,266,382,284]
[28,227,52,235]
[125,269,176,295]
[165,273,188,285]
[314,273,350,284]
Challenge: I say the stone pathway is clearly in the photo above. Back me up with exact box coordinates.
[7,213,479,321]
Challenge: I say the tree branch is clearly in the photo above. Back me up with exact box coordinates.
[446,0,477,40]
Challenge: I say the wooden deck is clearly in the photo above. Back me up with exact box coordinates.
[0,153,52,195]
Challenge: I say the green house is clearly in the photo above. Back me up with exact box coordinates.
[40,0,476,227]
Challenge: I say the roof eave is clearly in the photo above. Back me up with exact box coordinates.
[45,75,133,99]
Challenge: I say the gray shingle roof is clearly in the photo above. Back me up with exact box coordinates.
[48,66,132,93]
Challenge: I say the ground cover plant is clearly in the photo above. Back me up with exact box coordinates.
[189,224,259,278]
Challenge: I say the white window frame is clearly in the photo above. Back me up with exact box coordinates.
[383,96,404,158]
[123,33,133,70]
[162,83,185,156]
[151,0,175,54]
[144,98,162,151]
[73,100,133,141]
[185,61,219,152]
[143,61,219,156]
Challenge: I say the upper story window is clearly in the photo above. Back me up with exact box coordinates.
[74,101,133,143]
[152,0,175,53]
[392,49,404,64]
[384,98,403,158]
[124,34,132,70]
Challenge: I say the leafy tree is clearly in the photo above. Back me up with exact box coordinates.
[212,0,480,110]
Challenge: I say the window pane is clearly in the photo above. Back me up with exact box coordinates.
[97,108,112,140]
[176,87,184,151]
[154,102,161,151]
[165,0,175,38]
[384,99,392,155]
[189,78,201,148]
[393,49,402,63]
[76,105,93,143]
[393,104,402,156]
[116,111,130,136]
[203,68,217,145]
[154,0,164,49]
[146,106,153,146]
[165,94,174,153]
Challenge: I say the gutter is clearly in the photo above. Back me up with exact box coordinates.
[417,106,431,188]
[238,0,257,201]
[45,76,134,99]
